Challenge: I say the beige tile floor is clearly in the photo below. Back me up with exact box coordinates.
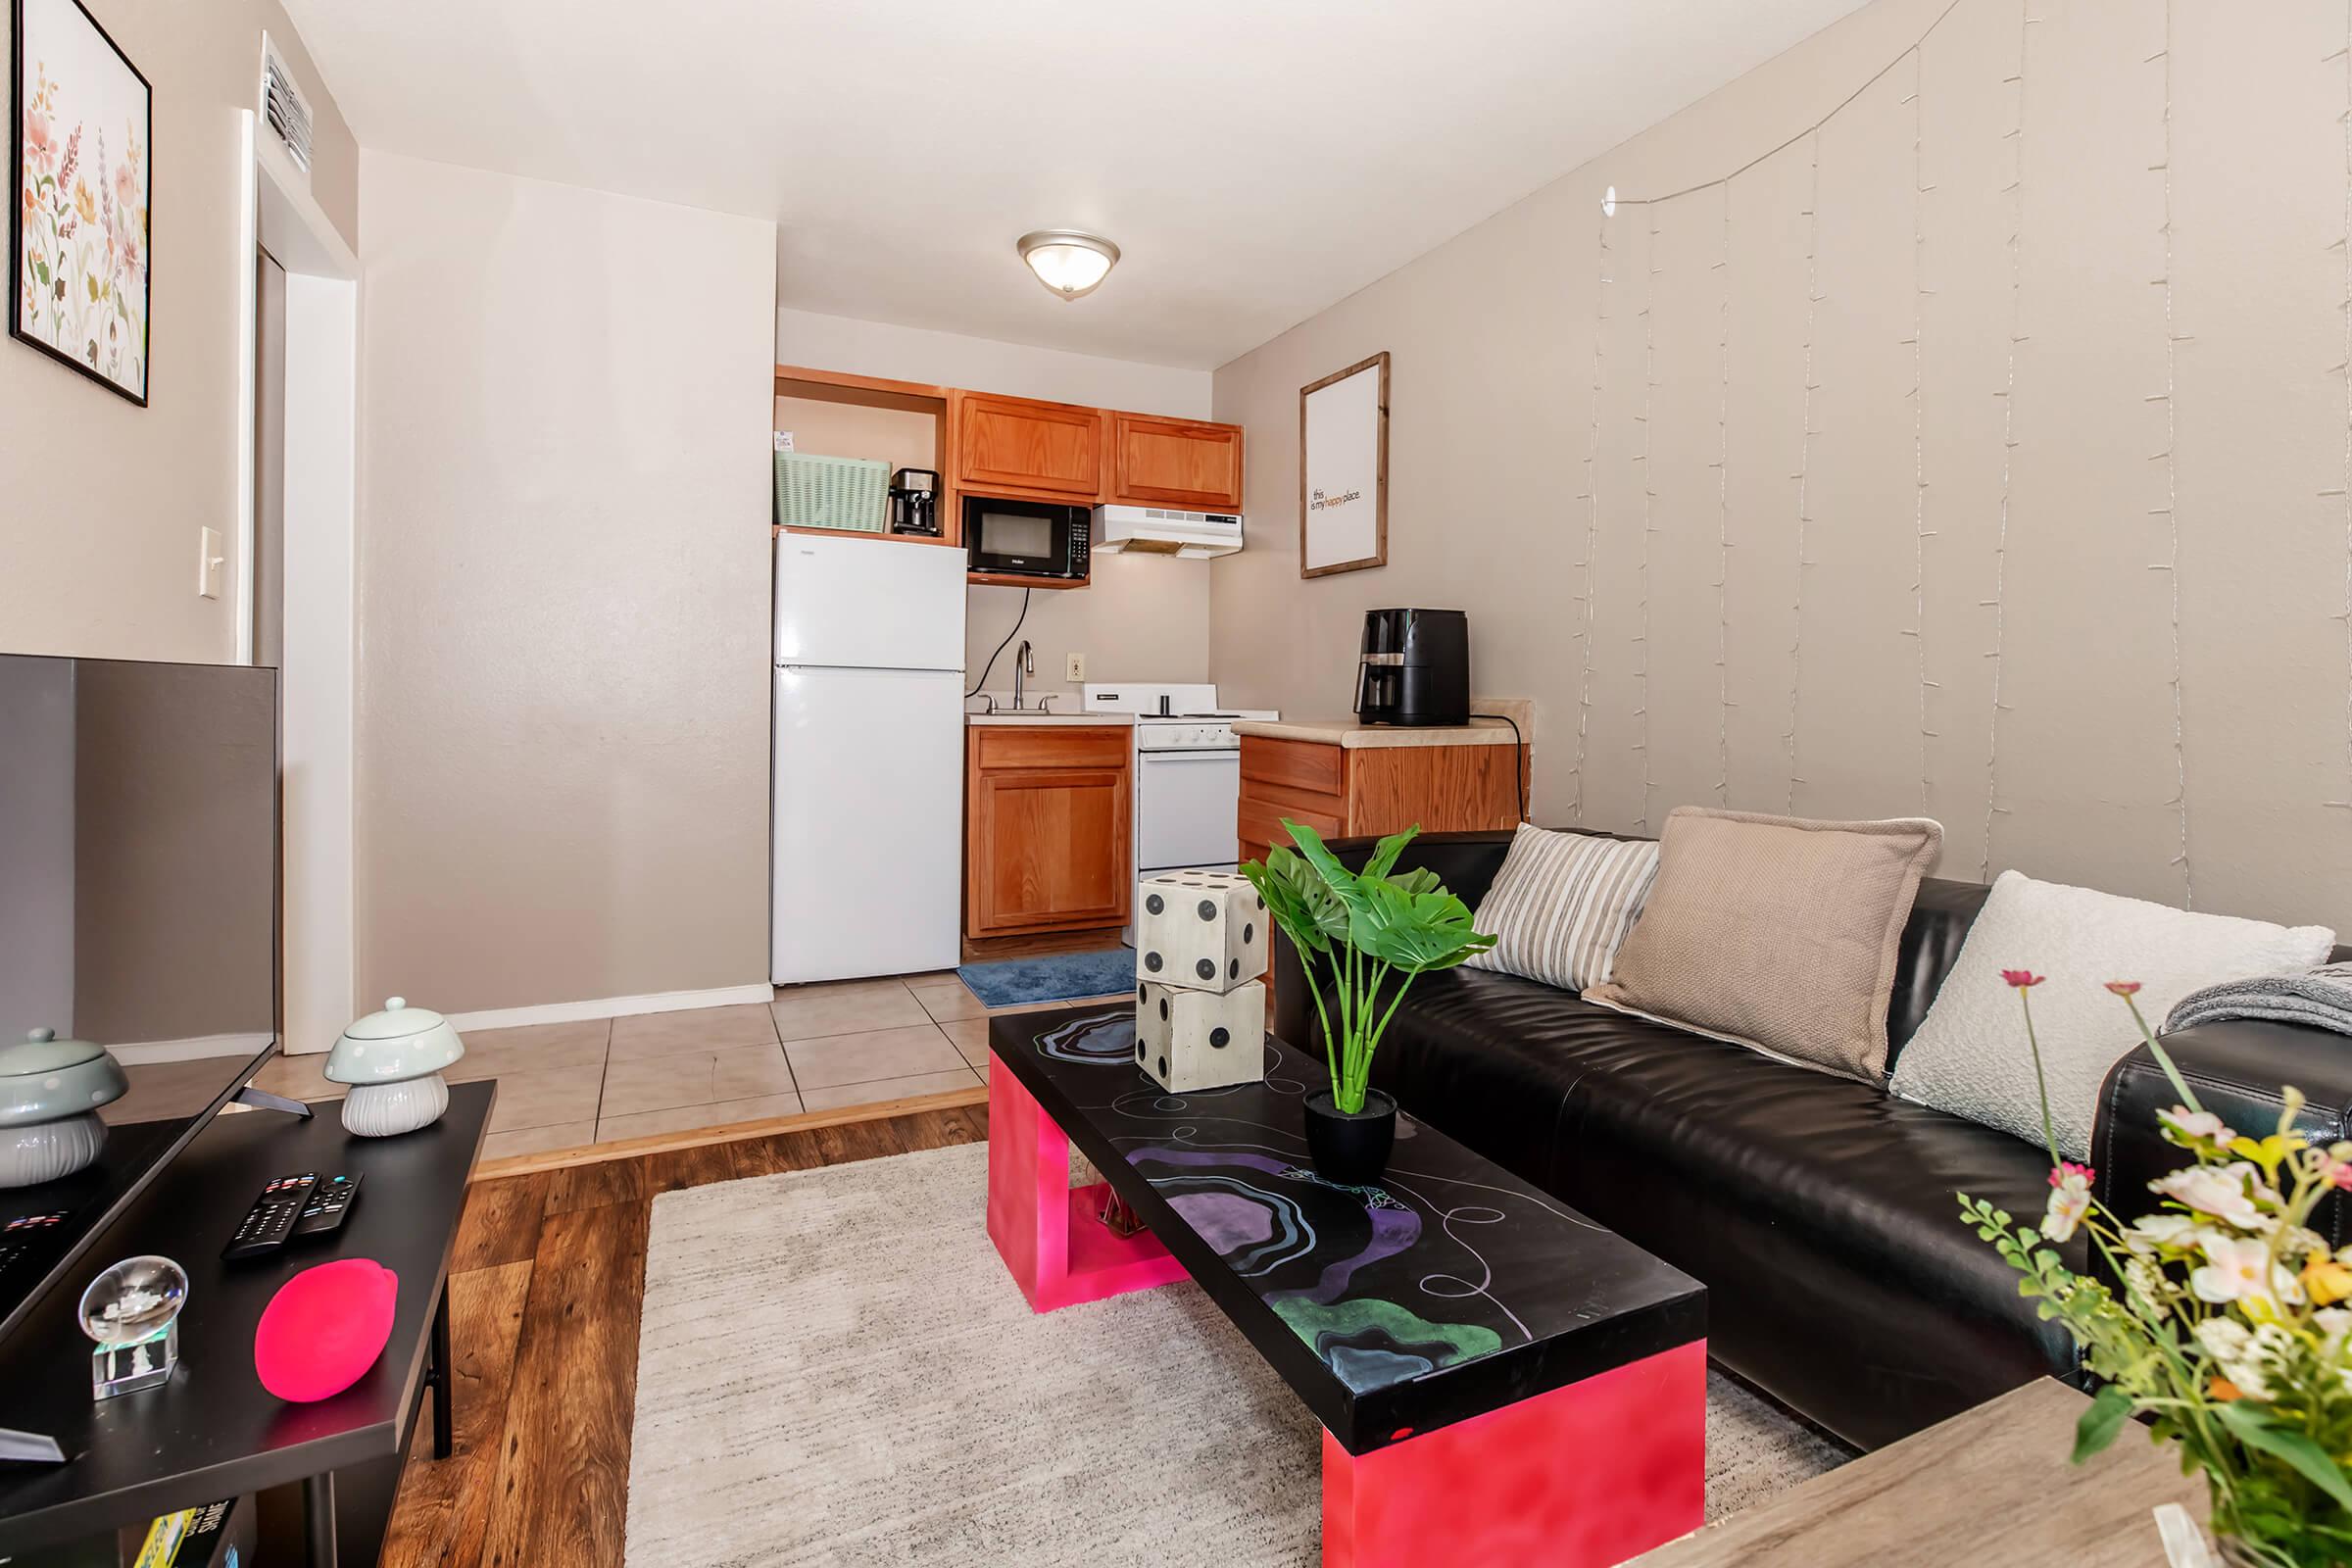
[248,967,1128,1162]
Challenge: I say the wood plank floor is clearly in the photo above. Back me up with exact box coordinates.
[377,1103,991,1568]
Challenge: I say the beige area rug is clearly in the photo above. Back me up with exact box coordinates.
[624,1143,1848,1566]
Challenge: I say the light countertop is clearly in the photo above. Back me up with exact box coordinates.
[1233,699,1531,750]
[964,710,1136,727]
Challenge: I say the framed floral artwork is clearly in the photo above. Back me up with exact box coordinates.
[11,0,149,404]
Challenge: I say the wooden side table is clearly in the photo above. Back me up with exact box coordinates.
[1630,1378,2207,1567]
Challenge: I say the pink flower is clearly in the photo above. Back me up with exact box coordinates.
[2043,1166,2093,1243]
[2190,1236,2302,1307]
[2049,1159,2095,1189]
[23,110,52,170]
[2105,980,2142,997]
[2327,1159,2352,1193]
[2001,969,2045,989]
[2159,1105,2235,1146]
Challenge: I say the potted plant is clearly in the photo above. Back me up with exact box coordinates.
[1241,820,1494,1185]
[1965,974,2352,1568]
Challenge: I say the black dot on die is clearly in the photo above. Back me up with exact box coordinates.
[1146,952,1162,972]
[1136,1042,1146,1061]
[1196,958,1216,981]
[1210,1027,1230,1049]
[1156,1055,1168,1079]
[1229,958,1240,980]
[1198,900,1216,921]
[1138,983,1147,1003]
[1255,896,1266,910]
[1158,997,1169,1021]
[1244,922,1254,943]
[1146,894,1164,915]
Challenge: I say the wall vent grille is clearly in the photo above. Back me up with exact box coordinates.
[260,36,314,175]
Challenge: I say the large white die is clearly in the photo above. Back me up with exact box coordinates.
[1135,979,1266,1092]
[1135,870,1268,993]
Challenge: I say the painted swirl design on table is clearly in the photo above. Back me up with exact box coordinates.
[1026,1006,1590,1396]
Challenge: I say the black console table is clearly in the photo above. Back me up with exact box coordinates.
[0,1079,492,1565]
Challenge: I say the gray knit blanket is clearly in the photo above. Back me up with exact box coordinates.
[2164,961,2352,1037]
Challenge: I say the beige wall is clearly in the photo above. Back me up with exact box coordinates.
[1210,0,2352,933]
[776,306,1217,704]
[358,151,777,1013]
[0,1,356,663]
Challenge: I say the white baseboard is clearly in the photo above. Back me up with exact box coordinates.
[439,982,775,1037]
[110,1032,279,1065]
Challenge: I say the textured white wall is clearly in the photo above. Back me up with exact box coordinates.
[1212,0,2352,932]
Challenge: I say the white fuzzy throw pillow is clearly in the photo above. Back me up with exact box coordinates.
[1890,870,2334,1161]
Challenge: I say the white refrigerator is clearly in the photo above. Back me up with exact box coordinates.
[772,533,966,984]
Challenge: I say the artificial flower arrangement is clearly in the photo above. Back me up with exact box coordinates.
[1963,970,2352,1567]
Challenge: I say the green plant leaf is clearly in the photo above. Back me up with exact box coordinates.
[2072,1386,2132,1464]
[1358,826,1421,883]
[1387,865,1443,897]
[2215,1401,2352,1515]
[1348,876,1496,973]
[1240,847,1346,956]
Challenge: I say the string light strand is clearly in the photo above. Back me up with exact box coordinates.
[1570,209,1613,821]
[1786,128,1823,814]
[1635,208,1661,833]
[2152,0,2192,903]
[1982,1,2037,876]
[1714,182,1734,808]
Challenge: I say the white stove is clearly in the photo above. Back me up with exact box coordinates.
[1081,685,1277,922]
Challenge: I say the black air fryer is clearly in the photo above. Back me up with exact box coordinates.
[1354,608,1469,726]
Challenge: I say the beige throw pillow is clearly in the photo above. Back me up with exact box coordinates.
[1582,808,1943,1082]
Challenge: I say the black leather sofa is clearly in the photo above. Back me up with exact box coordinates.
[1270,830,2352,1451]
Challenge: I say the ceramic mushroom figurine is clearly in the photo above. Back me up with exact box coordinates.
[324,999,465,1137]
[0,1028,129,1188]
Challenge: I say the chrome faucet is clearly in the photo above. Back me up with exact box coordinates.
[1013,640,1033,710]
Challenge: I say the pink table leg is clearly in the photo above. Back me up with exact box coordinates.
[986,1062,1190,1313]
[1322,1338,1707,1568]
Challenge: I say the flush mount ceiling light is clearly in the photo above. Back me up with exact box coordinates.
[1017,229,1120,302]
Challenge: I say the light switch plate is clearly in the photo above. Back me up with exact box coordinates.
[197,527,223,600]
[1065,653,1086,682]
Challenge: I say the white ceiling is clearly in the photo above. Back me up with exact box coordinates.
[285,0,1870,370]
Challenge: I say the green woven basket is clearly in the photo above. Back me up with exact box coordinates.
[774,453,890,532]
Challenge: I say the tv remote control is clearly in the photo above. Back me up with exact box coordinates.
[292,1173,362,1238]
[222,1173,317,1260]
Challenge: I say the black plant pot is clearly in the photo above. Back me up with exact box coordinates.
[1302,1088,1397,1186]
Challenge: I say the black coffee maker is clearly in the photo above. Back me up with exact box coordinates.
[889,468,941,536]
[1354,609,1469,726]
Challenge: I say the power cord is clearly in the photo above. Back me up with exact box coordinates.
[966,588,1032,700]
[1494,712,1528,822]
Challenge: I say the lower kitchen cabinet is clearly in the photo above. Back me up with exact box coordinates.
[965,726,1133,940]
[1236,734,1525,865]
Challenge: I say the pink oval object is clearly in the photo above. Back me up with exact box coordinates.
[254,1258,398,1402]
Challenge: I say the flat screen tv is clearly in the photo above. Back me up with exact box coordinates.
[0,655,278,1345]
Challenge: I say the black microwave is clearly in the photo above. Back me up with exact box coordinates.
[964,495,1091,581]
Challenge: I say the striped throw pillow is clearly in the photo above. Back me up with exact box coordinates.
[1464,825,1661,992]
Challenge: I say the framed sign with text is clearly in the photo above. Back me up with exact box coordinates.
[1298,351,1388,577]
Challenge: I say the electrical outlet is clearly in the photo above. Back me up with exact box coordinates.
[1065,653,1086,682]
[197,527,224,600]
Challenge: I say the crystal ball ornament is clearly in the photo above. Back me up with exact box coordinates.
[1134,870,1267,993]
[77,1253,188,1398]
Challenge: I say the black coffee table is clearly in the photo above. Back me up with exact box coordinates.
[986,1004,1707,1568]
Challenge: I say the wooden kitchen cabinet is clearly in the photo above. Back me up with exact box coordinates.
[965,726,1132,940]
[1237,735,1525,866]
[1109,413,1244,510]
[954,391,1104,500]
